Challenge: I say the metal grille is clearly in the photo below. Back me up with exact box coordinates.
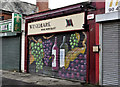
[102,22,120,85]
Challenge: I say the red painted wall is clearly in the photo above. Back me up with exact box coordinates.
[87,1,105,84]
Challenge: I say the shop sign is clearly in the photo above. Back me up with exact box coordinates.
[87,14,94,20]
[28,13,85,35]
[0,21,12,32]
[12,13,22,32]
[105,0,120,13]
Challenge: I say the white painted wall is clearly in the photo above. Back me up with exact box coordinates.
[21,19,25,72]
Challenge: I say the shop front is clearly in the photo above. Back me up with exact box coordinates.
[0,13,22,71]
[96,0,120,86]
[25,2,89,81]
[0,19,21,71]
[25,1,105,84]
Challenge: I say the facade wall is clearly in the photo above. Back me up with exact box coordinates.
[25,1,105,84]
[87,2,105,84]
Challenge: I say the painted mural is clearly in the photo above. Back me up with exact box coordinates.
[28,31,87,81]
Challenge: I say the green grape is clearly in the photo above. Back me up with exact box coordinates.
[39,52,41,55]
[74,34,76,36]
[35,46,37,49]
[76,40,78,43]
[37,42,40,46]
[73,43,76,46]
[36,62,37,65]
[31,42,34,47]
[76,44,78,46]
[41,49,43,52]
[72,45,74,49]
[40,44,43,48]
[39,61,41,64]
[74,40,76,42]
[34,54,36,57]
[31,51,34,55]
[36,51,38,54]
[32,47,34,50]
[70,43,73,45]
[36,70,38,72]
[69,40,72,42]
[37,47,40,51]
[42,63,44,65]
[73,37,75,39]
[34,57,36,60]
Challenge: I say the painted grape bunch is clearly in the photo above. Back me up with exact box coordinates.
[31,42,44,72]
[42,40,53,66]
[59,54,86,81]
[69,34,79,49]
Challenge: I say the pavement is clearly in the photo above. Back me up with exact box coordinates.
[0,70,100,87]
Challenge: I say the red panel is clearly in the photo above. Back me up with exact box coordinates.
[24,21,28,73]
[95,23,99,84]
[86,31,90,83]
[87,1,105,84]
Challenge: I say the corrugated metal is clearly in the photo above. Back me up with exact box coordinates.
[2,36,20,71]
[102,22,119,85]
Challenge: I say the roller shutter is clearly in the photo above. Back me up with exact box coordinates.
[2,36,20,71]
[102,21,120,85]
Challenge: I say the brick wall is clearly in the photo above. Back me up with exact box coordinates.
[36,0,49,12]
[0,13,12,20]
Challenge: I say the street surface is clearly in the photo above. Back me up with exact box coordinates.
[0,70,101,87]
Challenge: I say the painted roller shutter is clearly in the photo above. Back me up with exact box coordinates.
[102,21,119,85]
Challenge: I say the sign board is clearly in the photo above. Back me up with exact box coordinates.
[87,14,94,20]
[105,0,120,13]
[0,21,12,32]
[28,13,85,35]
[12,13,22,32]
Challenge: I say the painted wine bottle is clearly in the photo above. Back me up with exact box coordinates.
[52,37,59,70]
[60,36,68,68]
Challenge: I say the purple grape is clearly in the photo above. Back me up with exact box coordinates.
[71,73,74,79]
[59,71,62,75]
[46,44,49,47]
[81,65,84,69]
[80,60,84,64]
[47,56,50,58]
[46,52,49,55]
[50,42,52,46]
[62,67,65,72]
[71,63,74,67]
[72,68,74,71]
[44,54,47,57]
[46,48,48,51]
[77,72,80,78]
[84,55,87,59]
[46,63,48,66]
[80,70,84,75]
[78,64,81,67]
[74,69,77,72]
[75,60,79,64]
[68,67,71,71]
[80,77,84,81]
[66,73,69,78]
[84,70,86,74]
[62,74,65,78]
[79,55,83,59]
